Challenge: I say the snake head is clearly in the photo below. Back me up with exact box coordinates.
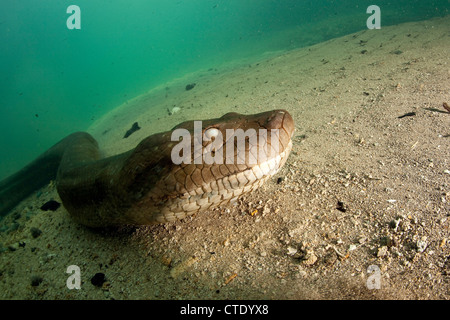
[120,109,295,225]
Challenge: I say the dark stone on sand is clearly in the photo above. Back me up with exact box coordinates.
[185,83,196,91]
[123,122,141,138]
[30,227,42,238]
[40,200,60,211]
[398,112,416,119]
[91,272,106,287]
[8,222,20,233]
[336,201,347,213]
[31,275,43,286]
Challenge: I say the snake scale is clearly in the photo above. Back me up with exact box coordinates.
[0,110,294,227]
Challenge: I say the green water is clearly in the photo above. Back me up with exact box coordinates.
[0,0,448,179]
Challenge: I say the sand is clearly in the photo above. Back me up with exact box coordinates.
[0,16,449,300]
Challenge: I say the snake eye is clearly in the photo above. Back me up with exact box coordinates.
[204,127,220,140]
[203,127,223,149]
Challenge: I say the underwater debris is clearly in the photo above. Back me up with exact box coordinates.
[224,273,237,285]
[443,102,450,113]
[185,83,196,91]
[30,227,42,238]
[40,200,60,211]
[391,49,403,55]
[336,201,347,213]
[302,250,318,265]
[398,112,416,119]
[123,122,140,138]
[170,256,198,278]
[167,106,181,116]
[91,272,106,287]
[30,275,43,287]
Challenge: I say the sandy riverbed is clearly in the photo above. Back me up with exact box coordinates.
[0,16,449,300]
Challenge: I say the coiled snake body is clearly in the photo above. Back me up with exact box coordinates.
[0,110,294,227]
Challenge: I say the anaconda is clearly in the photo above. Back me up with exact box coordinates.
[0,109,294,227]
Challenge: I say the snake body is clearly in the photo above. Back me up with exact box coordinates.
[0,110,294,227]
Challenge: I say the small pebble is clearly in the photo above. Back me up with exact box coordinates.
[31,275,43,286]
[417,240,428,253]
[40,200,61,211]
[377,246,388,258]
[8,243,20,251]
[302,251,318,265]
[358,236,367,244]
[171,106,181,114]
[7,222,20,233]
[336,201,347,213]
[91,272,107,287]
[287,246,298,256]
[30,227,42,238]
[389,218,401,231]
[185,83,196,91]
